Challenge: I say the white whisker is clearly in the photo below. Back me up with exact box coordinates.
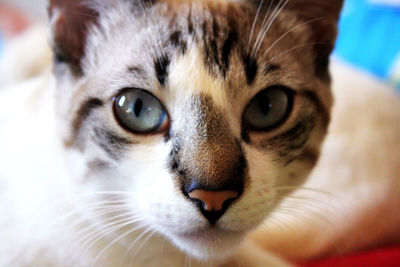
[74,215,144,256]
[72,209,135,238]
[264,41,328,63]
[259,17,323,56]
[128,229,157,263]
[273,186,336,197]
[120,227,154,266]
[248,0,265,52]
[91,223,149,267]
[251,0,275,56]
[253,0,291,57]
[54,201,128,225]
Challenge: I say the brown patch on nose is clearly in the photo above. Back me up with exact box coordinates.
[188,190,238,211]
[173,94,247,192]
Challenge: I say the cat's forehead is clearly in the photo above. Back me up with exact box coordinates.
[51,0,340,121]
[85,0,314,93]
[51,0,341,89]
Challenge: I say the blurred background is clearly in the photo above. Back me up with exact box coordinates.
[0,0,399,90]
[0,0,46,19]
[335,0,400,90]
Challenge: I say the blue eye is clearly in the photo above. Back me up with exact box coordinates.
[243,87,292,131]
[114,89,169,134]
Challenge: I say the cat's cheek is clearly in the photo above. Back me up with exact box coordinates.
[117,147,205,230]
[127,169,203,230]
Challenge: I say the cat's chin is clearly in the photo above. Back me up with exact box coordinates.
[167,227,244,261]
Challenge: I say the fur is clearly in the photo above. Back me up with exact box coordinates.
[4,1,398,267]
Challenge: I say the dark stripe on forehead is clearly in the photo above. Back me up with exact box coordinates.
[202,19,220,76]
[68,98,104,146]
[154,55,170,87]
[188,9,194,34]
[169,31,187,54]
[221,29,237,77]
[92,127,134,160]
[243,54,258,84]
[202,16,240,78]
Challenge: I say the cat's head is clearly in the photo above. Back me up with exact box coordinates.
[49,0,342,261]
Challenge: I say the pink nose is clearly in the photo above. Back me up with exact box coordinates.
[188,190,238,212]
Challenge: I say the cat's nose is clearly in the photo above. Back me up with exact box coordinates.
[188,189,239,223]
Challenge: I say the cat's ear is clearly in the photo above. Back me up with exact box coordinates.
[246,0,343,25]
[286,0,344,77]
[285,0,344,77]
[247,0,343,78]
[285,0,344,43]
[48,0,99,74]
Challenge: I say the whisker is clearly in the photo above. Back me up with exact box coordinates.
[46,190,133,212]
[71,209,134,238]
[63,206,132,236]
[272,186,336,197]
[120,227,153,266]
[54,201,128,222]
[253,0,291,57]
[268,205,374,256]
[265,41,330,63]
[274,199,329,215]
[278,205,336,225]
[251,0,275,56]
[248,0,265,52]
[263,214,293,231]
[62,9,99,19]
[67,216,141,259]
[91,223,149,267]
[74,215,144,255]
[185,253,194,267]
[128,229,157,264]
[259,17,324,56]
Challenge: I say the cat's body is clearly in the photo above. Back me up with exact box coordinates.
[0,0,399,266]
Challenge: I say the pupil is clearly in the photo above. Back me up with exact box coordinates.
[134,98,143,117]
[259,95,270,114]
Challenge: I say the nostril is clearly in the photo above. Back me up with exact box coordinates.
[188,190,238,212]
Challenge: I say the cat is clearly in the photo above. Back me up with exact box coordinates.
[10,0,399,266]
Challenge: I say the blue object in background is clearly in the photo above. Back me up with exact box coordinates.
[334,0,400,90]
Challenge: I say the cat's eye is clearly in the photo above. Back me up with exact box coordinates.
[113,89,169,134]
[243,86,292,131]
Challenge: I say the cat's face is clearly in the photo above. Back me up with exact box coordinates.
[49,0,342,261]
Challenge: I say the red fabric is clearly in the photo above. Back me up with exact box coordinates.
[300,247,400,267]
